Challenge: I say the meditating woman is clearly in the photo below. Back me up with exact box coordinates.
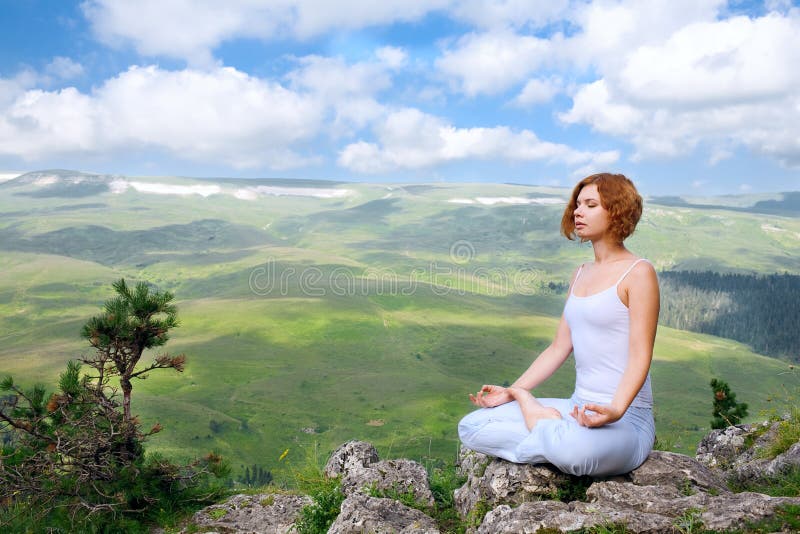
[458,173,659,477]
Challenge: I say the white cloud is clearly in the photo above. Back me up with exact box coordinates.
[83,0,275,66]
[565,0,725,71]
[286,53,396,134]
[617,14,800,106]
[338,107,618,173]
[44,57,84,81]
[82,0,450,64]
[561,10,800,167]
[375,46,408,69]
[435,30,554,96]
[0,66,324,169]
[450,0,570,30]
[0,87,98,157]
[288,55,392,97]
[512,77,562,107]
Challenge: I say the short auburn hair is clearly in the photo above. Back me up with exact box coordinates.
[561,173,642,242]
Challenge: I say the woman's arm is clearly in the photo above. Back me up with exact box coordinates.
[572,261,660,427]
[511,315,573,390]
[469,316,573,407]
[470,268,578,408]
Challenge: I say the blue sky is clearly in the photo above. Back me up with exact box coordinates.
[1,0,799,196]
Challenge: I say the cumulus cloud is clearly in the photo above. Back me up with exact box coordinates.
[82,0,449,64]
[561,10,800,166]
[436,30,554,96]
[286,50,402,134]
[450,0,570,30]
[617,14,800,106]
[0,65,323,169]
[338,108,618,174]
[44,57,84,81]
[375,46,408,69]
[512,77,562,107]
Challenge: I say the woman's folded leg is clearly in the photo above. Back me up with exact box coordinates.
[458,401,531,462]
[513,406,655,477]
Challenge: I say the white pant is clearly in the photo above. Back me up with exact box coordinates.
[458,396,655,477]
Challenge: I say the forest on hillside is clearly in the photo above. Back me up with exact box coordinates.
[659,271,799,361]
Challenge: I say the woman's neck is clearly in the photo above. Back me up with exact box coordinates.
[590,237,630,264]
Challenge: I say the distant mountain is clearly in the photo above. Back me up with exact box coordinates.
[1,169,121,198]
[650,192,800,217]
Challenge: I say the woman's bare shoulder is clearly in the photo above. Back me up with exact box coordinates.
[626,259,659,292]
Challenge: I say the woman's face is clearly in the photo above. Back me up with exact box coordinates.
[574,184,610,240]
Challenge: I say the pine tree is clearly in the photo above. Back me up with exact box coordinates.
[81,278,185,421]
[1,279,227,528]
[710,378,749,429]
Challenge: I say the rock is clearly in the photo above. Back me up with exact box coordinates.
[185,493,311,534]
[454,456,570,518]
[695,418,800,488]
[474,501,569,534]
[628,450,729,494]
[341,458,435,507]
[328,492,439,534]
[456,444,490,479]
[457,443,800,533]
[763,441,800,478]
[586,480,709,516]
[695,423,752,469]
[569,501,677,533]
[699,492,800,531]
[324,440,380,478]
[475,500,674,534]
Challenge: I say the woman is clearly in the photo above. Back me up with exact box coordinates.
[458,173,659,477]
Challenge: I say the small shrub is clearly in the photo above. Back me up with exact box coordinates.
[555,475,593,502]
[293,476,344,534]
[745,503,800,533]
[762,407,800,459]
[207,508,228,520]
[466,498,491,530]
[710,378,749,429]
[729,465,800,497]
[367,483,423,509]
[673,507,705,534]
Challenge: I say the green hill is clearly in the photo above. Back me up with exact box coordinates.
[1,171,797,480]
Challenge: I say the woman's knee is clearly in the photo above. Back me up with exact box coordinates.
[458,409,491,445]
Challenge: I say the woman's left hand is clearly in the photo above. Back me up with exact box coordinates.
[570,403,623,428]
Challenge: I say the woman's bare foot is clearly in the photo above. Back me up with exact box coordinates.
[508,387,562,430]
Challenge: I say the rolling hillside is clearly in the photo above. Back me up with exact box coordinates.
[1,170,797,480]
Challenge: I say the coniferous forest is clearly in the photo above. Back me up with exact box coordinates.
[659,271,800,361]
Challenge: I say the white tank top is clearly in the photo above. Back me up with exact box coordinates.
[563,258,654,408]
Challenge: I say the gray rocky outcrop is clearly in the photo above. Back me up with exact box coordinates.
[476,500,676,533]
[696,416,800,487]
[340,458,435,506]
[184,492,311,533]
[627,450,729,493]
[324,439,381,478]
[454,444,571,518]
[327,441,434,507]
[456,445,800,533]
[328,492,439,534]
[181,423,800,533]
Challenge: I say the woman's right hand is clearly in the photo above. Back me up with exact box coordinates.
[469,385,512,408]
